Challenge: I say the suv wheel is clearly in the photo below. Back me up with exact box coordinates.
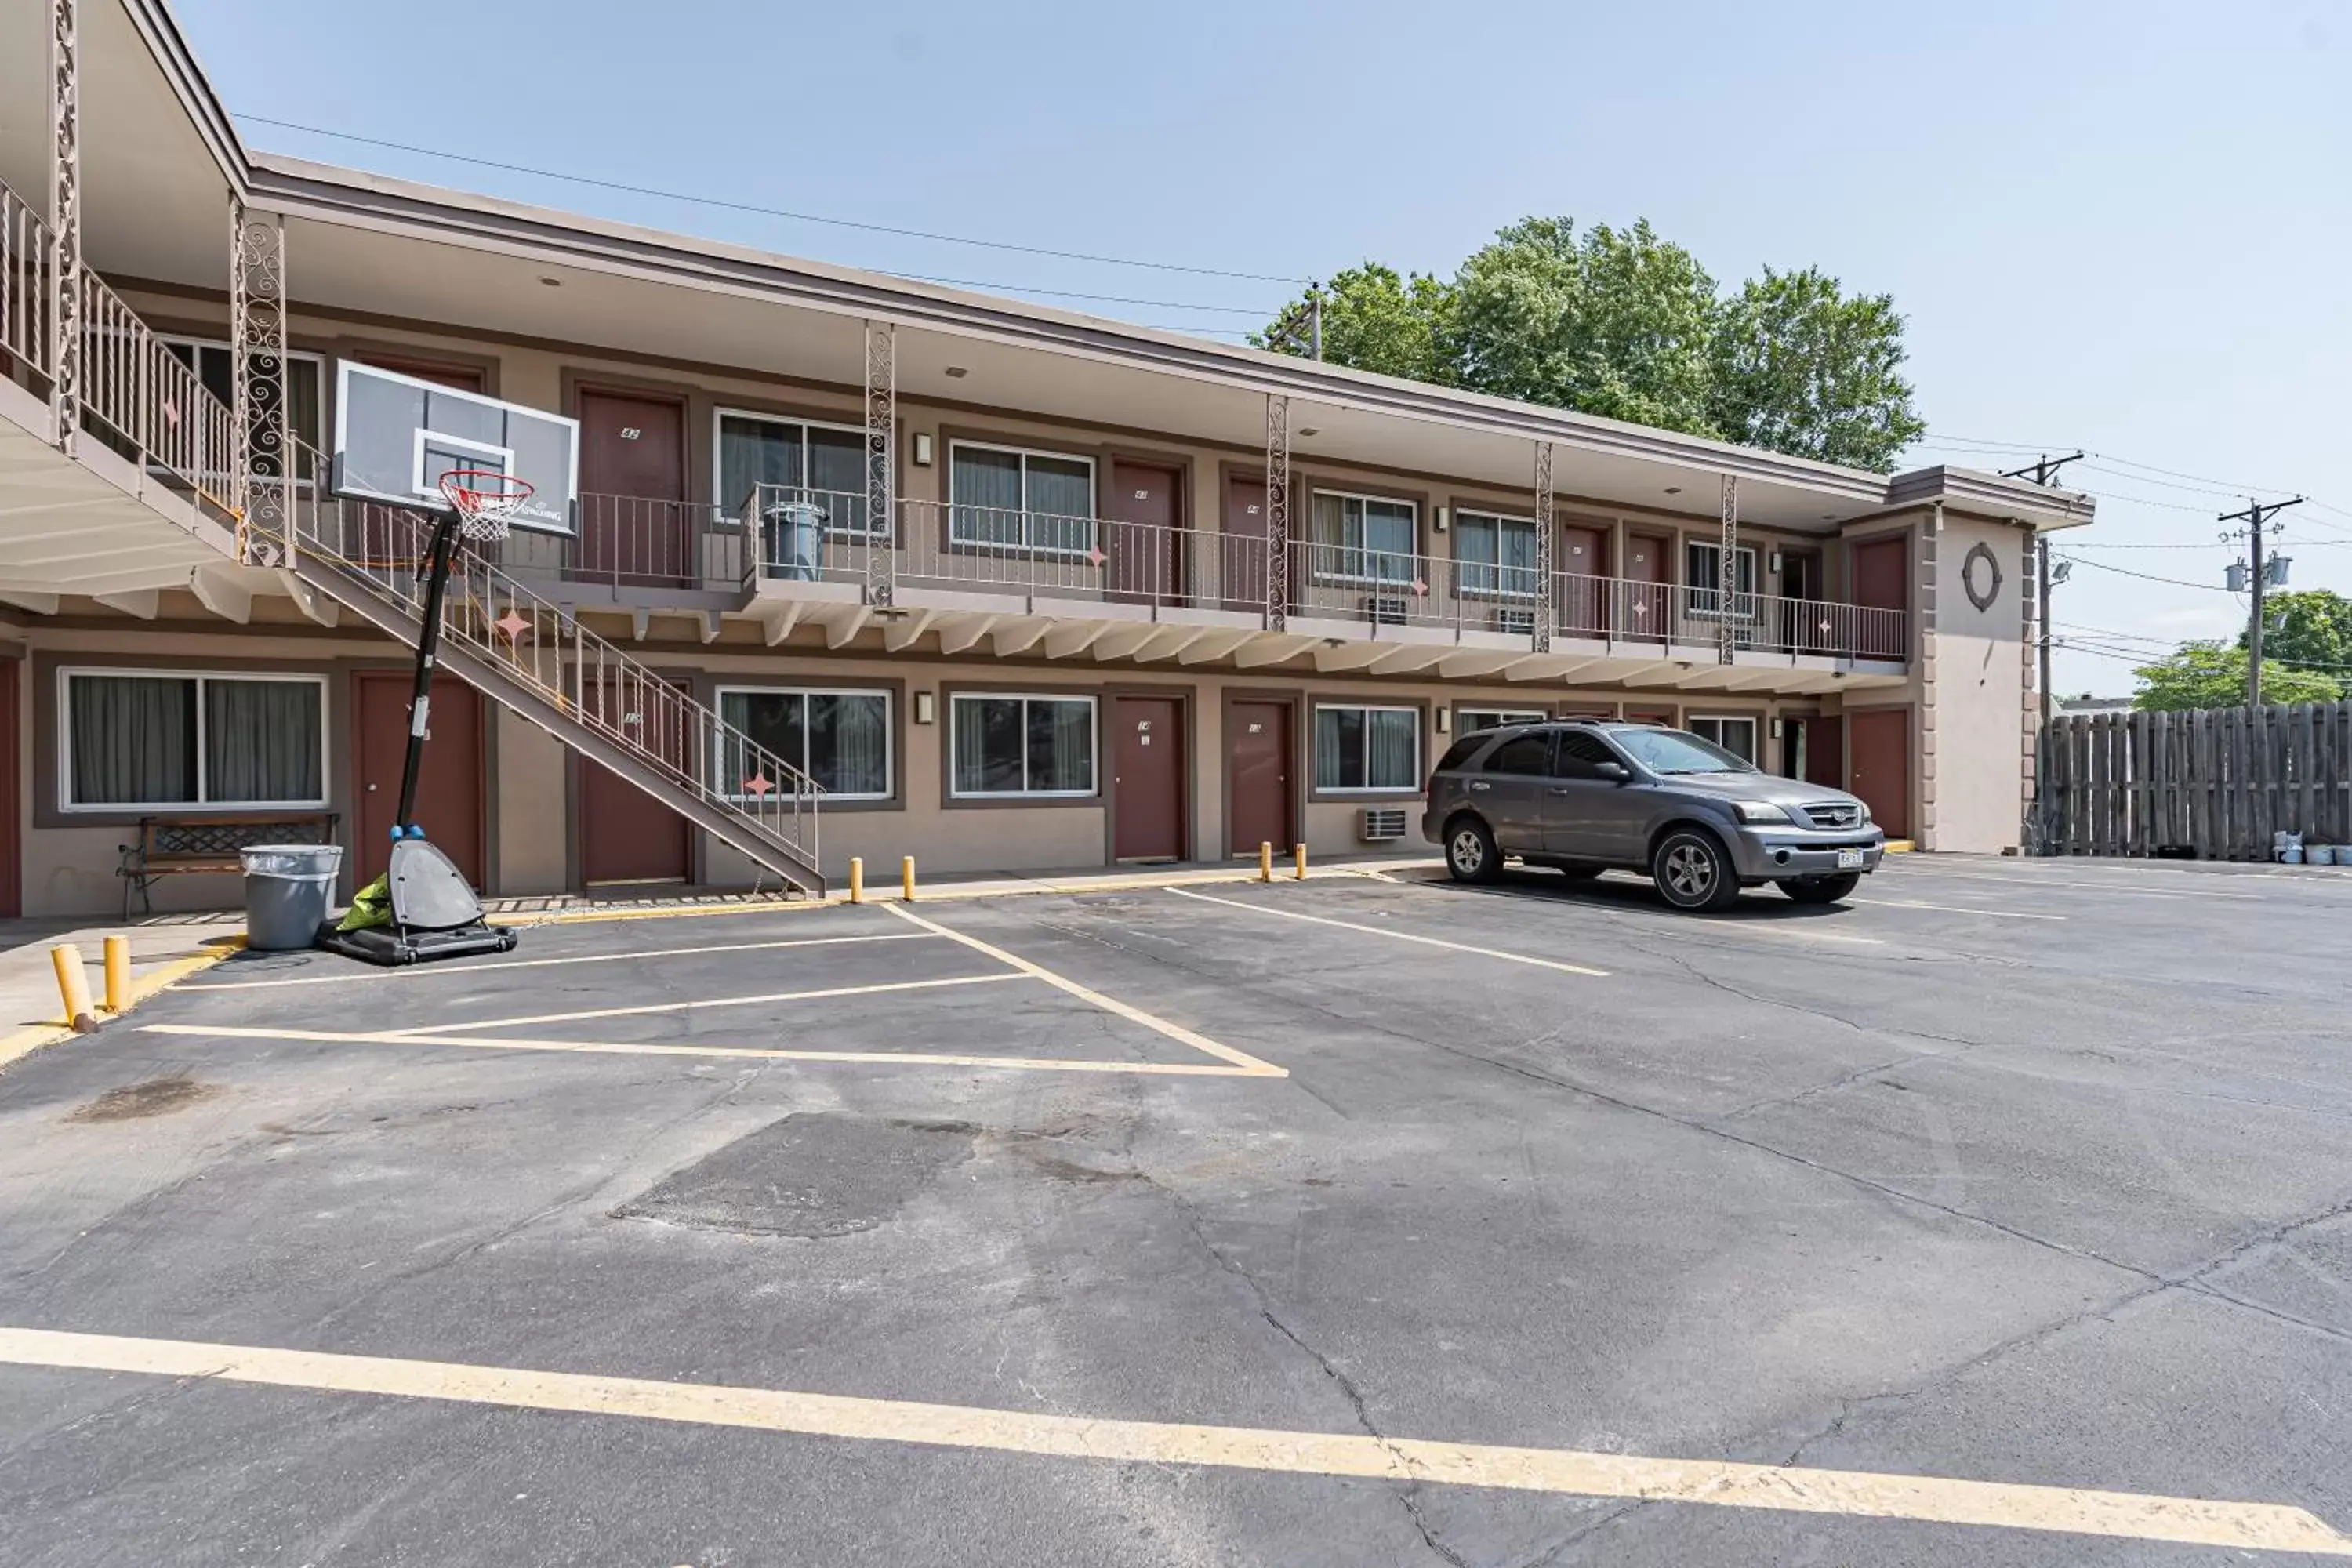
[1652,828,1741,912]
[1446,816,1501,884]
[1777,873,1860,905]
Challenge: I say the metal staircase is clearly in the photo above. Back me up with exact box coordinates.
[266,444,826,896]
[9,180,826,896]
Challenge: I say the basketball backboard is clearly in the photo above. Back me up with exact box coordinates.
[332,362,579,535]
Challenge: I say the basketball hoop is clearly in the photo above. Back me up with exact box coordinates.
[437,468,535,543]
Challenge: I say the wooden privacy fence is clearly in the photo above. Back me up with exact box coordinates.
[2037,702,2352,858]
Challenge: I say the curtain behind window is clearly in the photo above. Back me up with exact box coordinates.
[1314,706,1360,790]
[952,448,1024,547]
[806,428,869,536]
[810,693,888,796]
[1025,456,1093,554]
[69,675,197,805]
[205,680,321,803]
[720,691,805,794]
[1364,500,1414,583]
[953,697,1024,793]
[1367,709,1420,788]
[1026,699,1093,792]
[720,416,802,516]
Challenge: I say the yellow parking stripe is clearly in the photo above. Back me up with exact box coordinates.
[180,932,932,990]
[0,1327,2340,1556]
[1169,888,1609,976]
[137,1023,1261,1077]
[390,971,1024,1035]
[882,903,1286,1076]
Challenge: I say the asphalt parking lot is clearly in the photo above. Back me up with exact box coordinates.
[5,855,2352,1566]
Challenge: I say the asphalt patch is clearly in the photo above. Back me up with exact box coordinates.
[64,1076,222,1123]
[615,1113,976,1238]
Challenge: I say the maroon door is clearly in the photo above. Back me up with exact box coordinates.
[0,661,18,918]
[1851,536,1908,659]
[354,670,485,891]
[1847,708,1910,839]
[577,390,691,587]
[1222,474,1271,612]
[1112,695,1185,861]
[1226,699,1292,856]
[1779,550,1822,652]
[1623,531,1670,642]
[1105,461,1181,604]
[1804,715,1845,789]
[1556,523,1610,637]
[579,676,694,886]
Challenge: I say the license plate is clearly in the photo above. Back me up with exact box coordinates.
[1836,848,1866,870]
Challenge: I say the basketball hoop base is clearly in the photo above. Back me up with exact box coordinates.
[317,838,517,967]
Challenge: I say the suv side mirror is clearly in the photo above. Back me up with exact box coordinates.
[1594,761,1630,784]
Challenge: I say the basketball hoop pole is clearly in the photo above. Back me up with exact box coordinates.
[393,510,464,837]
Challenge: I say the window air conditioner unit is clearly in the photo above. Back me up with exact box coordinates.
[1363,595,1410,626]
[1358,807,1408,842]
[1495,606,1537,637]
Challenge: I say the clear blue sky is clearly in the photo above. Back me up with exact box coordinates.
[177,0,2352,696]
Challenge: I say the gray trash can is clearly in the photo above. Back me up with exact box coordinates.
[241,843,345,951]
[765,499,826,581]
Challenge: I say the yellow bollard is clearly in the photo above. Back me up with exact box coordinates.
[1258,842,1273,883]
[103,935,132,1014]
[901,856,916,902]
[50,944,98,1033]
[1294,843,1308,880]
[848,856,866,904]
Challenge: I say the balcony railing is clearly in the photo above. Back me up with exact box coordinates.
[1552,572,1907,659]
[492,492,746,594]
[721,496,1912,660]
[1,180,54,390]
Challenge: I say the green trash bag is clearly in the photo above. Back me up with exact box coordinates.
[336,873,394,932]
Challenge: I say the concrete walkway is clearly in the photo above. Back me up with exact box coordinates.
[0,915,246,1035]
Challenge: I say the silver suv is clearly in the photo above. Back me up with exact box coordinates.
[1423,720,1885,911]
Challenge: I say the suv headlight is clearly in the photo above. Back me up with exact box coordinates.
[1732,800,1792,824]
[1857,800,1872,826]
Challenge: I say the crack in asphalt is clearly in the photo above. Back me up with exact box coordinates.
[1132,1159,1469,1568]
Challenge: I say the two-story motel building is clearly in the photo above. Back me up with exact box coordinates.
[0,0,2093,918]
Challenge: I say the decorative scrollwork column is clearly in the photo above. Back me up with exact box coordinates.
[1265,394,1290,633]
[1533,441,1555,652]
[49,0,79,457]
[864,321,895,610]
[230,203,289,565]
[1718,474,1739,665]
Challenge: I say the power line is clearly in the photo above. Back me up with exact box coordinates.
[2050,553,2245,593]
[234,112,1313,285]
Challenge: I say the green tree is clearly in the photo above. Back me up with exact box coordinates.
[2234,589,2352,695]
[1258,217,1927,472]
[1253,263,1457,386]
[1707,266,1926,472]
[1451,217,1718,435]
[2131,641,2340,711]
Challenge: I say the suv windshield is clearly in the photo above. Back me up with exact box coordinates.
[1610,727,1757,775]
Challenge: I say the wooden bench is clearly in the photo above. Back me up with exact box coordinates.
[117,813,341,919]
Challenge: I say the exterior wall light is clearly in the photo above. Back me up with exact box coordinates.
[913,432,934,466]
[915,691,936,724]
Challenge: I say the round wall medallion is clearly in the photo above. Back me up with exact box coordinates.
[1962,541,2003,611]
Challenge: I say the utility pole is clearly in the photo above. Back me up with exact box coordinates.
[1265,285,1325,361]
[2001,453,2083,725]
[2220,495,2304,707]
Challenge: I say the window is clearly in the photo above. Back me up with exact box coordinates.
[62,670,325,810]
[162,338,325,481]
[715,688,891,800]
[716,410,873,535]
[949,443,1095,554]
[1686,716,1760,766]
[950,694,1096,797]
[1433,735,1486,774]
[1307,492,1416,584]
[1553,731,1624,779]
[1686,541,1760,615]
[1314,705,1421,793]
[1455,511,1538,597]
[1483,733,1552,776]
[1458,707,1545,735]
[1616,725,1755,775]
